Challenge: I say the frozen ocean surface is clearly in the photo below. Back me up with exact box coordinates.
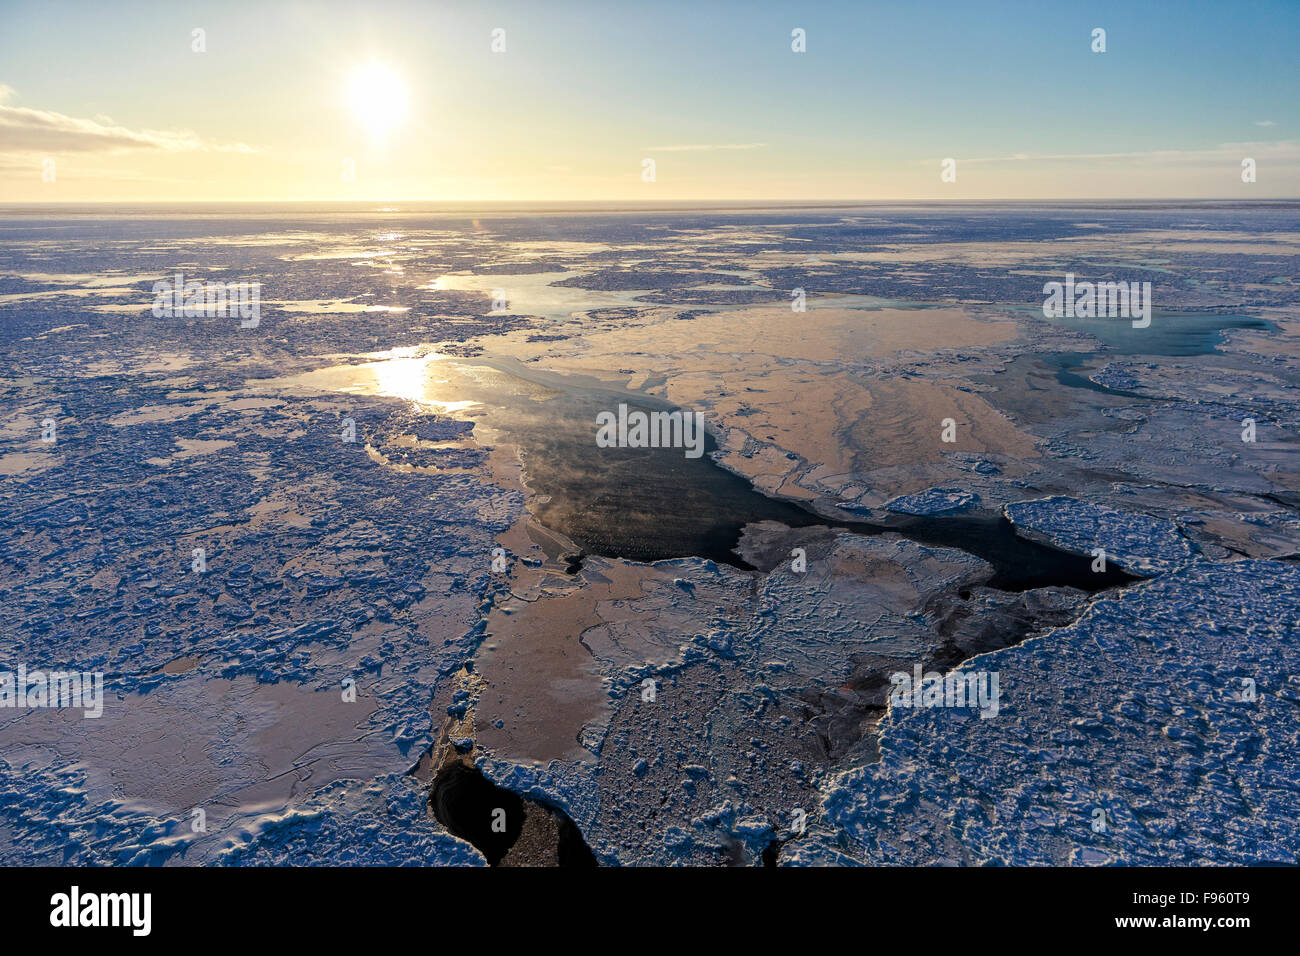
[1,202,1297,865]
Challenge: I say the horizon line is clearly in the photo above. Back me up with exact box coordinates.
[3,197,1298,213]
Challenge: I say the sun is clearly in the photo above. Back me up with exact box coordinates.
[347,61,409,141]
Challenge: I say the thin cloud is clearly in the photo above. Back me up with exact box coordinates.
[644,143,766,152]
[954,141,1300,167]
[0,99,255,155]
[1255,120,1278,127]
[0,156,225,184]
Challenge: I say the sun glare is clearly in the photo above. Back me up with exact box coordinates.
[347,61,409,141]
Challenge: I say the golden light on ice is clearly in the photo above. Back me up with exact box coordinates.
[366,356,479,415]
[368,356,430,404]
[347,61,409,141]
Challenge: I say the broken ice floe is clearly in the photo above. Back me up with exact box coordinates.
[794,559,1300,866]
[1004,495,1197,575]
[885,487,981,516]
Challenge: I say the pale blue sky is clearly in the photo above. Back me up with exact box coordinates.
[1,0,1296,200]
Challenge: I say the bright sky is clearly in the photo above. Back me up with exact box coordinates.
[1,0,1297,202]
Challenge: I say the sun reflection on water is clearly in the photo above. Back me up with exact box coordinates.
[366,354,479,414]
